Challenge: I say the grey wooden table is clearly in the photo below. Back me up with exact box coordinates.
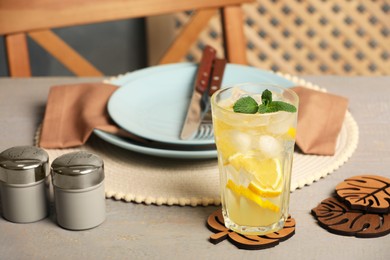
[0,76,389,260]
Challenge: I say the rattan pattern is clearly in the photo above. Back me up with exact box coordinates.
[174,0,389,75]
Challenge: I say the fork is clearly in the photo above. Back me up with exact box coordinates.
[195,110,214,139]
[194,58,226,140]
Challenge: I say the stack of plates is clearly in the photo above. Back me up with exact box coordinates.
[93,63,295,159]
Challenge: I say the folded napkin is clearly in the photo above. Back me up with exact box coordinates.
[39,83,348,156]
[292,86,349,156]
[39,83,143,149]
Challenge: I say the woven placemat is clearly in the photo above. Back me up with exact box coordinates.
[36,73,359,206]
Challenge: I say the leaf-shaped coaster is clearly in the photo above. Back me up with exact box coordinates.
[335,175,390,213]
[207,208,295,250]
[312,197,390,238]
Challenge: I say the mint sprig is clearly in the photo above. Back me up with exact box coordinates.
[261,89,272,106]
[232,96,258,114]
[233,89,296,114]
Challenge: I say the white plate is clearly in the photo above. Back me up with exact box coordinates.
[107,63,295,146]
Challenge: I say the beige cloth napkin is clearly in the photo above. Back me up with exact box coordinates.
[292,86,349,155]
[39,83,138,148]
[39,83,348,156]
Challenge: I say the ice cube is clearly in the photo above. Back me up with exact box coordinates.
[218,99,234,109]
[218,87,249,109]
[267,112,295,135]
[244,114,269,127]
[239,169,251,187]
[228,130,252,153]
[225,165,240,184]
[231,87,249,102]
[257,135,282,158]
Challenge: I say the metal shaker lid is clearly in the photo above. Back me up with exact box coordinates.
[51,151,104,190]
[0,146,49,185]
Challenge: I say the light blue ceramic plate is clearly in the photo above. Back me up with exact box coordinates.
[93,129,218,159]
[107,63,294,145]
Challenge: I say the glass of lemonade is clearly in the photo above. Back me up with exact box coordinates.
[211,83,298,235]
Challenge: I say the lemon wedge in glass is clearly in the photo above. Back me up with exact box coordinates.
[248,181,282,198]
[226,180,280,212]
[228,154,282,189]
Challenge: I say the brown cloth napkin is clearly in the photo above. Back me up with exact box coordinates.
[39,83,348,156]
[292,86,349,156]
[39,83,133,148]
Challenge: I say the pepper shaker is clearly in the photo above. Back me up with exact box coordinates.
[0,146,50,223]
[51,151,105,230]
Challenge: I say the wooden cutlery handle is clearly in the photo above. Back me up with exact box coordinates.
[195,45,216,93]
[208,58,227,96]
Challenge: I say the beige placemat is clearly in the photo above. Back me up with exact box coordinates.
[36,74,359,206]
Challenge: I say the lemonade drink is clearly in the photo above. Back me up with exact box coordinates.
[211,83,298,235]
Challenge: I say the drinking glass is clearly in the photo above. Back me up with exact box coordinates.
[211,83,298,235]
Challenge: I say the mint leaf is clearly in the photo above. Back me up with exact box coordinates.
[257,104,268,113]
[272,101,297,113]
[258,103,279,113]
[261,89,272,106]
[233,89,297,114]
[233,96,259,114]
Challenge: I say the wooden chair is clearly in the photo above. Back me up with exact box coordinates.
[173,0,390,76]
[0,0,253,77]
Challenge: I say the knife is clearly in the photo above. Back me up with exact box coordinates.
[208,58,227,97]
[201,58,227,123]
[180,46,216,140]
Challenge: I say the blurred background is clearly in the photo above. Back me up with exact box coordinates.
[0,19,147,76]
[165,0,390,76]
[1,0,389,76]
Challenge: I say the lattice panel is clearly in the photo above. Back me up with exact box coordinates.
[174,0,390,75]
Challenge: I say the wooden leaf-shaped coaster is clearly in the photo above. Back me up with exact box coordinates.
[335,175,390,213]
[207,208,295,250]
[312,197,390,238]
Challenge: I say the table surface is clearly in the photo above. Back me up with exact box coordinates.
[1,76,390,260]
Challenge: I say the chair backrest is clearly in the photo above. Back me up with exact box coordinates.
[173,0,389,76]
[0,0,252,77]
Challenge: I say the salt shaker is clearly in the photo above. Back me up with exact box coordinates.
[0,146,50,223]
[51,151,105,230]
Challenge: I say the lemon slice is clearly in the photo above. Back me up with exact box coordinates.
[226,180,280,212]
[216,138,236,162]
[228,154,282,190]
[214,119,236,161]
[287,127,296,139]
[282,127,296,140]
[248,181,282,198]
[227,153,245,170]
[254,158,282,190]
